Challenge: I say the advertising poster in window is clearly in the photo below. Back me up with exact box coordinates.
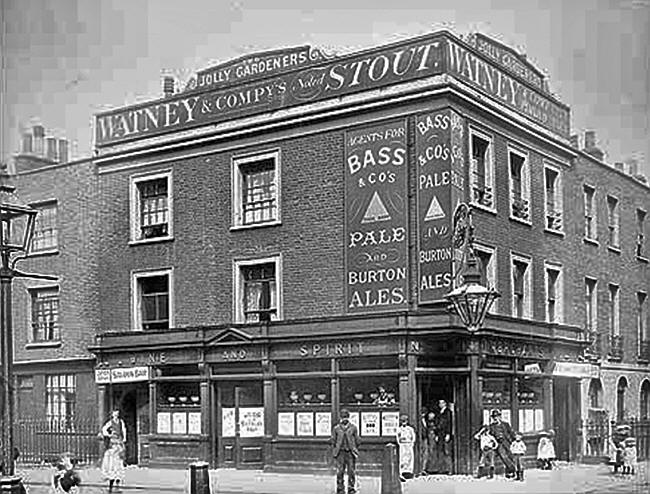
[361,411,380,436]
[349,412,360,431]
[172,412,187,435]
[157,412,171,434]
[381,411,399,436]
[278,412,295,436]
[188,412,202,435]
[315,412,331,436]
[415,109,466,304]
[535,409,544,430]
[296,412,314,436]
[239,407,265,438]
[344,119,408,314]
[222,408,236,437]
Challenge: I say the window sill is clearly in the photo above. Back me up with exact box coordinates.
[26,341,62,349]
[636,255,649,264]
[28,249,60,258]
[583,237,599,247]
[607,245,621,254]
[230,220,282,231]
[469,201,497,215]
[544,228,565,237]
[509,214,532,227]
[129,236,174,246]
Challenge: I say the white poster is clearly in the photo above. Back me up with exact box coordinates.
[483,409,490,426]
[534,409,544,431]
[172,412,187,434]
[297,412,314,436]
[361,412,380,436]
[349,412,360,431]
[523,409,535,433]
[502,409,511,424]
[278,412,295,436]
[239,407,265,438]
[315,412,331,436]
[157,412,171,434]
[222,408,236,437]
[188,412,201,435]
[381,411,399,436]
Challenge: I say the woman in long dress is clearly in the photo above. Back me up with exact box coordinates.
[101,409,127,492]
[396,414,416,481]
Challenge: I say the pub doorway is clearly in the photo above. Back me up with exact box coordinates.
[417,375,458,474]
[553,378,581,461]
[215,381,264,469]
[121,390,138,465]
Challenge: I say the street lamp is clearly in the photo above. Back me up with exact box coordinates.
[445,203,500,332]
[0,173,37,492]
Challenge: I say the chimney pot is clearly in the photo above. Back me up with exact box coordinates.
[163,76,175,97]
[46,136,58,161]
[33,125,45,156]
[614,162,625,171]
[584,130,596,150]
[570,134,579,148]
[58,139,69,163]
[628,160,639,176]
[21,132,33,154]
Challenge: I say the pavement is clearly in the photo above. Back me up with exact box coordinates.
[14,460,650,494]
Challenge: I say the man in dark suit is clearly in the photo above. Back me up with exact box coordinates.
[488,409,516,478]
[331,409,360,494]
[434,399,453,474]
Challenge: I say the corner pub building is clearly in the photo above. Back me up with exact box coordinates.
[91,30,594,473]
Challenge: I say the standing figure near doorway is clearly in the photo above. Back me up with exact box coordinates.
[101,410,127,493]
[396,414,416,481]
[417,407,429,476]
[423,411,438,474]
[488,409,516,478]
[433,399,453,474]
[331,409,360,494]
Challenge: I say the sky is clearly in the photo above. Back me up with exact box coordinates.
[1,0,649,175]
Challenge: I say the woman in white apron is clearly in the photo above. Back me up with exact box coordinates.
[396,414,416,481]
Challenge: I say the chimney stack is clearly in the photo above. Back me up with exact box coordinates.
[21,131,33,154]
[570,134,579,148]
[583,130,604,161]
[33,124,45,157]
[46,136,58,161]
[58,139,69,163]
[627,159,639,176]
[614,162,625,172]
[163,76,175,98]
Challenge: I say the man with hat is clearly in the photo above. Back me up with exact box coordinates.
[488,409,516,478]
[332,409,360,494]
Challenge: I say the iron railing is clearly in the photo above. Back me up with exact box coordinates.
[583,418,650,461]
[14,417,101,465]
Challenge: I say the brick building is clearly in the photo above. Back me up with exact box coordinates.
[8,126,100,454]
[8,30,649,472]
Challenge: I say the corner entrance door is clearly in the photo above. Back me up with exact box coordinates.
[217,382,264,468]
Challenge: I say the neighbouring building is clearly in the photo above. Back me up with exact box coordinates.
[9,30,649,472]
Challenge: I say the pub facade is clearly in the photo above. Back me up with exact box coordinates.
[90,30,611,473]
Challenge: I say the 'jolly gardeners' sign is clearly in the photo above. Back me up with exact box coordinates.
[416,109,465,304]
[345,119,408,313]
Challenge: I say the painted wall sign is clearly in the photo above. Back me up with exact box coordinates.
[95,369,111,384]
[95,36,444,146]
[416,109,465,304]
[345,119,408,313]
[481,337,549,359]
[186,46,327,91]
[446,39,570,137]
[466,33,545,90]
[206,345,261,363]
[552,361,599,378]
[271,338,398,360]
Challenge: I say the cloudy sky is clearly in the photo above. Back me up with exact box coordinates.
[2,0,649,174]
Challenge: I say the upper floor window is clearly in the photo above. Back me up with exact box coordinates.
[232,151,280,228]
[30,286,60,342]
[584,185,597,241]
[544,165,563,233]
[234,256,282,323]
[46,374,75,429]
[31,201,58,252]
[545,263,563,324]
[511,254,531,319]
[474,244,497,313]
[606,195,620,249]
[585,277,597,332]
[132,269,173,330]
[469,129,495,210]
[608,283,620,335]
[130,171,173,242]
[638,292,648,348]
[508,148,530,222]
[637,209,646,259]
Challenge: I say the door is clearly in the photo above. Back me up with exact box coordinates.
[121,390,138,465]
[553,378,580,461]
[217,382,264,468]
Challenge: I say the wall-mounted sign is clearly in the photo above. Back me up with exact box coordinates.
[466,33,545,90]
[186,46,327,92]
[552,361,599,378]
[524,363,542,374]
[271,337,399,360]
[95,36,444,146]
[222,408,236,437]
[239,407,265,438]
[482,338,549,359]
[345,119,408,313]
[278,412,295,436]
[416,109,465,304]
[446,39,570,137]
[95,369,111,384]
[110,366,149,383]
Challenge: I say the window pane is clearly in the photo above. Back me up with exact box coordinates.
[241,159,277,225]
[138,178,169,239]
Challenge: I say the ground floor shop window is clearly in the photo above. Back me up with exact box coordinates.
[517,378,544,432]
[481,378,511,425]
[277,377,331,437]
[156,381,201,435]
[340,376,399,437]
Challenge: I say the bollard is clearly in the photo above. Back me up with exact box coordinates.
[381,443,402,494]
[189,461,211,494]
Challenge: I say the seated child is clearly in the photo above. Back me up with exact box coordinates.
[52,454,81,494]
[474,426,498,479]
[510,432,527,481]
[537,430,555,470]
[622,437,637,475]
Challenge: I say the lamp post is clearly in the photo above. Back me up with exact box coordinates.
[0,172,38,492]
[445,203,500,332]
